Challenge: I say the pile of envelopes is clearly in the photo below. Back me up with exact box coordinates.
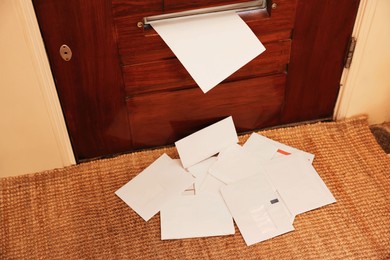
[116,116,336,246]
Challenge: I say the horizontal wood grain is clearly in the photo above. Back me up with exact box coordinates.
[117,25,290,65]
[123,40,291,96]
[127,74,285,148]
[112,0,163,17]
[164,0,250,13]
[114,0,297,65]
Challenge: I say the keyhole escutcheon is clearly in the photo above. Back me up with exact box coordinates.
[59,45,72,61]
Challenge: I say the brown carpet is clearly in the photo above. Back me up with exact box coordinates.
[1,117,389,259]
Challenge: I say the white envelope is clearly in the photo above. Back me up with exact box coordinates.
[150,12,265,93]
[244,133,315,163]
[242,135,278,161]
[115,153,194,221]
[209,145,266,184]
[198,173,226,194]
[263,155,336,216]
[175,116,238,168]
[187,156,217,193]
[220,174,294,246]
[160,192,235,239]
[172,159,195,195]
[217,143,242,161]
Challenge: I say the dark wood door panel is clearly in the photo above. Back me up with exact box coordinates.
[282,0,360,123]
[112,0,163,17]
[127,74,286,148]
[116,24,290,66]
[164,0,250,13]
[124,40,291,96]
[33,0,132,160]
[114,0,297,65]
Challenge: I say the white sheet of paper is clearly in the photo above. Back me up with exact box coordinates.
[244,133,315,163]
[209,145,266,184]
[187,156,217,193]
[172,159,195,195]
[150,12,265,93]
[220,174,294,246]
[198,173,226,194]
[175,116,238,168]
[217,143,242,161]
[160,192,235,239]
[115,153,194,221]
[263,155,336,216]
[242,134,278,161]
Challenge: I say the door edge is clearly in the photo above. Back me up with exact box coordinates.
[16,0,76,166]
[334,0,378,121]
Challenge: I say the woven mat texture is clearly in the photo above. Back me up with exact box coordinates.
[1,117,389,259]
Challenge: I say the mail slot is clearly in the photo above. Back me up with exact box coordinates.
[141,0,267,28]
[164,0,254,13]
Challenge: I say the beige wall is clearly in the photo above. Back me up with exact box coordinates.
[0,0,74,177]
[336,0,390,124]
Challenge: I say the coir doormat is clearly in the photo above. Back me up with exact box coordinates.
[1,117,389,259]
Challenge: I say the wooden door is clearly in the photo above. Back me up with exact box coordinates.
[32,0,132,160]
[33,0,360,161]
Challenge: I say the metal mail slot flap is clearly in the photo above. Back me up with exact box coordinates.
[143,0,266,25]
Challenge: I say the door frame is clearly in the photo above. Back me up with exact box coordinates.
[334,0,378,121]
[17,0,75,165]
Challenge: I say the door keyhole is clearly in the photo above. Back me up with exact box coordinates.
[59,45,72,61]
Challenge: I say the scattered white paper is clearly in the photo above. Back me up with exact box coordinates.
[150,12,265,93]
[220,174,294,246]
[116,117,336,245]
[160,192,235,239]
[242,134,278,161]
[209,145,266,184]
[208,137,280,184]
[172,159,195,195]
[187,156,217,193]
[115,153,194,221]
[263,155,336,216]
[217,143,242,161]
[182,183,196,196]
[198,173,226,194]
[244,133,315,163]
[175,116,238,168]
